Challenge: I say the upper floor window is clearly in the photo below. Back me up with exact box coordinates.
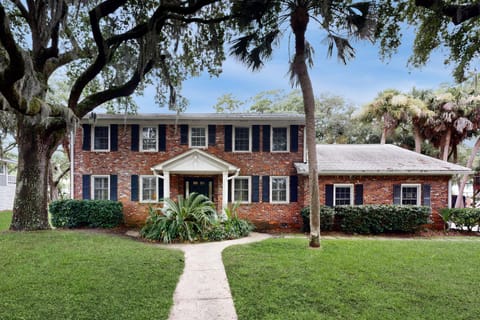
[190,127,207,148]
[92,175,109,200]
[334,184,353,206]
[141,127,157,151]
[93,126,109,151]
[271,127,289,152]
[401,184,421,205]
[271,176,288,203]
[233,177,251,203]
[234,127,251,152]
[141,176,158,202]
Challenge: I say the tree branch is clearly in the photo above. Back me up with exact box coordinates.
[0,4,25,111]
[10,0,29,20]
[415,0,480,25]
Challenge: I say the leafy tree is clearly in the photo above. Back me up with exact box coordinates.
[230,1,376,247]
[377,0,480,82]
[0,0,236,231]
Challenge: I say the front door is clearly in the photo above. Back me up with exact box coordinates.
[185,177,214,200]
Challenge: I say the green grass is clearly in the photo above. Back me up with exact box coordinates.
[224,238,480,320]
[0,210,12,231]
[0,230,184,320]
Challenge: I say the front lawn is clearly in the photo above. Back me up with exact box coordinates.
[0,231,183,320]
[0,210,12,231]
[224,238,480,320]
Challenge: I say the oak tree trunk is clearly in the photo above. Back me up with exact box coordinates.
[291,5,321,248]
[10,115,63,230]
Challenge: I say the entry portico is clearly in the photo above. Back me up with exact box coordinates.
[151,149,239,212]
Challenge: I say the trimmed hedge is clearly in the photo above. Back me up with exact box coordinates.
[300,206,335,232]
[440,208,480,231]
[50,200,123,228]
[335,205,431,234]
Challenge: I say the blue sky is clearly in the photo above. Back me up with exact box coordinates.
[135,27,456,114]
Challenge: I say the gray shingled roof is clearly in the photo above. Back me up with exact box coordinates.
[82,113,305,124]
[295,144,472,176]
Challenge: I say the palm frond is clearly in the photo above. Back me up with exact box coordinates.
[327,35,355,64]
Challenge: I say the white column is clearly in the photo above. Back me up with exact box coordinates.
[163,171,170,200]
[222,171,228,216]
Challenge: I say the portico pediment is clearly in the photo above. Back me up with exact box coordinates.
[151,149,238,174]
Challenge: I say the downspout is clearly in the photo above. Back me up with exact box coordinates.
[70,127,75,199]
[448,178,452,208]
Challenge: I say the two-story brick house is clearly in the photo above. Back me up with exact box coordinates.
[72,113,471,231]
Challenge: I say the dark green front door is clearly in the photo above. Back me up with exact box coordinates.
[185,177,213,200]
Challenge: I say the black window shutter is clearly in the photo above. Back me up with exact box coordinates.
[252,125,260,152]
[82,124,91,151]
[180,125,188,145]
[131,175,139,201]
[354,184,364,205]
[262,176,270,202]
[159,125,166,151]
[208,125,216,146]
[82,175,91,200]
[131,125,139,151]
[290,175,298,202]
[252,176,260,202]
[262,125,271,152]
[224,125,232,152]
[158,177,164,201]
[110,124,118,151]
[325,184,334,207]
[422,184,431,206]
[228,180,232,202]
[110,175,118,201]
[393,184,401,205]
[290,125,299,152]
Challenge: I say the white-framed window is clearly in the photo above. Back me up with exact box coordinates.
[334,184,353,206]
[234,126,251,152]
[92,175,109,200]
[190,126,207,148]
[140,175,158,203]
[271,127,289,152]
[92,125,110,151]
[141,126,158,151]
[401,184,421,205]
[233,176,251,203]
[271,176,289,203]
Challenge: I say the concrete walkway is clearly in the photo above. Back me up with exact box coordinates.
[165,232,271,320]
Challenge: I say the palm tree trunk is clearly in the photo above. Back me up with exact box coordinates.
[442,129,452,161]
[290,4,320,248]
[455,137,480,208]
[413,125,423,153]
[380,127,387,144]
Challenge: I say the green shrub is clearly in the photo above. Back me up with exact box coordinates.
[49,200,123,228]
[140,193,218,243]
[300,206,335,232]
[203,217,254,241]
[441,208,480,231]
[335,205,431,234]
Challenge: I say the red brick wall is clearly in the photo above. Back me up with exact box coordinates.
[73,123,305,229]
[308,175,450,230]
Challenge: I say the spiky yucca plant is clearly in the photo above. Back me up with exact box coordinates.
[141,193,218,243]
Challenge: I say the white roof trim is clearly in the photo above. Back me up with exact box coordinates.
[152,149,238,174]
